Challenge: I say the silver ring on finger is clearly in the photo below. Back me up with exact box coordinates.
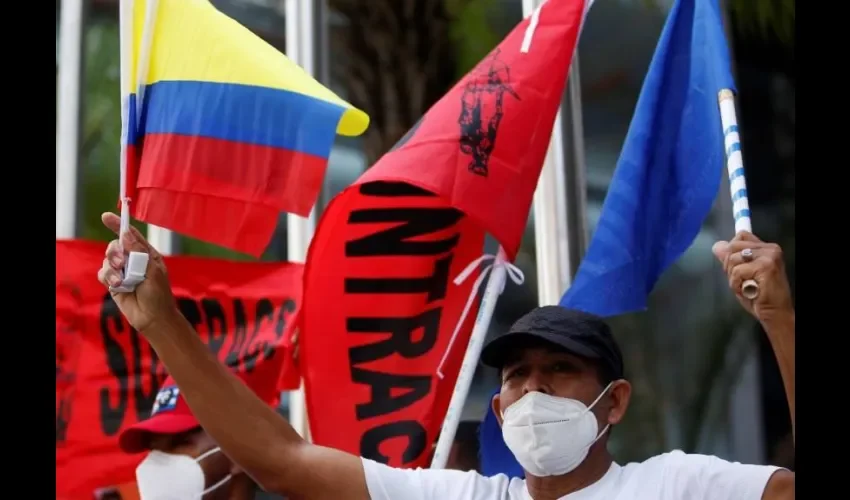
[741,248,754,262]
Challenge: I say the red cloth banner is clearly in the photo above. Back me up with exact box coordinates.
[302,182,485,468]
[56,240,303,499]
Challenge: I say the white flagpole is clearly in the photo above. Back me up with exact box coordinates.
[718,90,758,299]
[431,249,523,469]
[132,0,175,255]
[532,110,570,305]
[110,0,150,294]
[56,0,85,239]
[525,0,589,305]
[284,0,327,441]
[118,0,133,241]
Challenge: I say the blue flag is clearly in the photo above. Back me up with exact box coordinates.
[560,0,736,317]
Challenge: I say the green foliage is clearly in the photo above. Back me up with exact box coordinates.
[445,0,501,77]
[728,0,794,46]
[180,235,267,261]
[640,0,794,47]
[79,21,126,243]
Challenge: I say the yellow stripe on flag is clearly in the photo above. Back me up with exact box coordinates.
[128,0,368,136]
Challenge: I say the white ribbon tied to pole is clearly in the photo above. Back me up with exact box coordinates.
[435,252,525,380]
[430,247,523,469]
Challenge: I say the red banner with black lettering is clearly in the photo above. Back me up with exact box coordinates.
[301,0,586,469]
[302,182,485,468]
[56,240,303,499]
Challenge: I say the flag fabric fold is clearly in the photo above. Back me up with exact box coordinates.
[560,0,735,317]
[356,0,594,260]
[124,0,369,256]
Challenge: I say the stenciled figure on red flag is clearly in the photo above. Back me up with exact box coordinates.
[458,48,521,177]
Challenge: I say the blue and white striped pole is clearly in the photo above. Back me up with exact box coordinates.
[718,89,758,300]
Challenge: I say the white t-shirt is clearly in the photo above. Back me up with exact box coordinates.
[362,450,783,500]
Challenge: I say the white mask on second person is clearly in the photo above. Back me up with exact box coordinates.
[135,446,231,500]
[501,382,613,477]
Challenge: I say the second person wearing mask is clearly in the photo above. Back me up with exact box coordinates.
[119,370,280,500]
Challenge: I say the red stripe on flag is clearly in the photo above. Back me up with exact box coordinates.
[132,133,327,255]
[126,143,140,203]
[134,188,279,256]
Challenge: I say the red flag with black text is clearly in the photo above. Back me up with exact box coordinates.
[301,0,591,469]
[56,240,303,499]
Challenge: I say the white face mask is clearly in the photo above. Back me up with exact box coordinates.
[501,382,613,477]
[136,447,232,500]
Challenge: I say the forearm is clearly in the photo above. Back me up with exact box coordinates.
[142,310,304,490]
[762,311,795,443]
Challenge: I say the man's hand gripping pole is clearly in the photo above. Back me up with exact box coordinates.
[110,198,149,293]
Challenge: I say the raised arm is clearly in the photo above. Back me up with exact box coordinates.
[712,232,795,439]
[712,232,795,500]
[96,213,370,500]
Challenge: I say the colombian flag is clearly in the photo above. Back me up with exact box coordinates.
[123,0,369,256]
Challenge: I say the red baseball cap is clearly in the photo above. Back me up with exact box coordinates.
[118,370,279,454]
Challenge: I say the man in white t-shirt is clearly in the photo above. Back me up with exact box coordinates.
[97,212,795,499]
[361,301,792,500]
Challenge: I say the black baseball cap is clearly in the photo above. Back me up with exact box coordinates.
[481,306,624,380]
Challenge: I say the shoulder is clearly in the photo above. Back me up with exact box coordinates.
[361,458,517,500]
[627,450,787,500]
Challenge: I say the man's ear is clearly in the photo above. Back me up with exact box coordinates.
[607,379,632,426]
[491,393,504,426]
